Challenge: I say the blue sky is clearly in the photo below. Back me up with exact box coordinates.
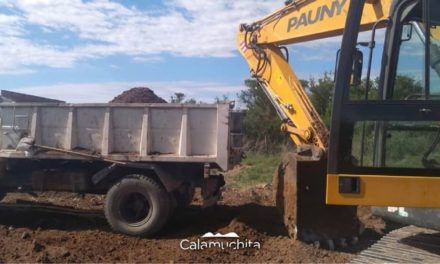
[0,0,383,104]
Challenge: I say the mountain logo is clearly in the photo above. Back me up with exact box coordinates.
[201,232,240,238]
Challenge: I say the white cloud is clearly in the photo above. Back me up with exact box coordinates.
[0,1,389,75]
[11,80,245,103]
[0,0,284,74]
[132,56,164,64]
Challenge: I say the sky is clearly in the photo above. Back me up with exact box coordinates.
[0,0,385,104]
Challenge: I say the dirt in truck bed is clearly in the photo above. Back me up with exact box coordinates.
[0,185,393,263]
[110,87,167,104]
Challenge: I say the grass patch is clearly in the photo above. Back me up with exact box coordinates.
[226,153,282,188]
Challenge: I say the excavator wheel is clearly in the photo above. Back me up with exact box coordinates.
[273,152,361,248]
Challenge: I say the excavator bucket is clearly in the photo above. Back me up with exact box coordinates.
[273,153,361,244]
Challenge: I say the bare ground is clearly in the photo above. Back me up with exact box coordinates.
[0,185,391,263]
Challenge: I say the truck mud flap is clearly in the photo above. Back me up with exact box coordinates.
[201,175,225,208]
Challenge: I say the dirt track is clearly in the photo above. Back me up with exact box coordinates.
[0,185,389,263]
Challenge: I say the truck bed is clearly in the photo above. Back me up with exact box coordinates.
[0,103,230,170]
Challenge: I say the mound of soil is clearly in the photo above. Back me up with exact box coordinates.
[110,87,167,103]
[0,185,388,263]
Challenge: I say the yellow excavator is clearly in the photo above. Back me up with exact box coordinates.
[238,0,440,248]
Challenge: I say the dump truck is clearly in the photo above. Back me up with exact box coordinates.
[0,102,243,236]
[238,0,440,249]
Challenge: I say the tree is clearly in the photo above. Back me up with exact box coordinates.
[238,79,289,153]
[170,92,186,103]
[307,72,334,126]
[170,92,197,104]
[307,73,382,127]
[239,73,422,154]
[392,75,423,100]
[185,98,197,104]
[215,95,230,104]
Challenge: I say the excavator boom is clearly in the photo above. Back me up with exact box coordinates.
[244,0,392,45]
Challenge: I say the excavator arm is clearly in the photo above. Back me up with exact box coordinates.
[237,0,392,151]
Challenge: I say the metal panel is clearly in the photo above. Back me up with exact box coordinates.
[76,107,106,152]
[150,108,182,155]
[188,108,217,156]
[40,107,69,148]
[111,108,143,154]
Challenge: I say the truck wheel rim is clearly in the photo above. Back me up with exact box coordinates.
[119,192,151,226]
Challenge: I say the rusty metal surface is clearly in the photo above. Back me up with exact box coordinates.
[273,152,360,242]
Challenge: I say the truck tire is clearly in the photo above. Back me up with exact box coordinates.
[104,175,171,237]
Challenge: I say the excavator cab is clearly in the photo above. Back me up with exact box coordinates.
[327,0,440,209]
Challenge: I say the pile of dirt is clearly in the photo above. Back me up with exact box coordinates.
[0,185,391,263]
[110,87,167,103]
